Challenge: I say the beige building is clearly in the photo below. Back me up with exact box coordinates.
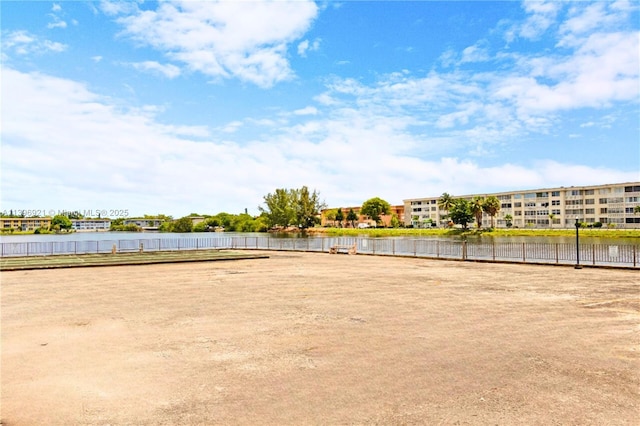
[1,217,52,231]
[404,182,640,229]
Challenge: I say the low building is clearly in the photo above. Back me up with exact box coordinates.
[321,205,405,228]
[404,182,640,229]
[71,219,111,232]
[1,217,52,231]
[123,219,163,228]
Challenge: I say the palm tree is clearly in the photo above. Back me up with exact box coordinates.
[548,213,556,229]
[438,193,454,226]
[470,196,485,229]
[504,214,513,228]
[483,196,500,229]
[635,205,640,214]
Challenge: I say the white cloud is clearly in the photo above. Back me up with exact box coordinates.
[1,30,67,57]
[110,0,318,88]
[52,3,62,12]
[518,0,562,40]
[47,17,67,29]
[1,67,637,216]
[460,42,490,64]
[298,38,321,57]
[92,55,103,63]
[293,106,318,116]
[130,61,181,79]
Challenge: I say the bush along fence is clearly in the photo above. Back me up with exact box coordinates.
[0,237,637,269]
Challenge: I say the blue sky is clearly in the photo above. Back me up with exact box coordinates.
[2,0,639,218]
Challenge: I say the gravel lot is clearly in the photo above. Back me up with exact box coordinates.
[2,251,638,425]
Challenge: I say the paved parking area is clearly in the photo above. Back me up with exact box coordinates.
[2,251,638,425]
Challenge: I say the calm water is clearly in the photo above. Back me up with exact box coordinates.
[1,231,637,246]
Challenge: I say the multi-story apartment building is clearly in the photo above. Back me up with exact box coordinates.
[404,182,640,229]
[1,217,52,231]
[71,219,111,231]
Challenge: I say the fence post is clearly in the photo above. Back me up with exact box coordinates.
[592,245,596,266]
[27,243,29,256]
[522,242,525,262]
[634,245,636,267]
[413,240,417,257]
[436,240,439,258]
[555,243,558,264]
[392,239,395,255]
[462,241,467,260]
[492,242,496,261]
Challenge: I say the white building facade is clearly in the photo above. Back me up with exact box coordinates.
[71,219,112,231]
[404,182,640,229]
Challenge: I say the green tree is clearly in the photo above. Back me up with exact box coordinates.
[449,199,474,229]
[259,188,296,228]
[347,208,358,228]
[324,209,337,227]
[259,186,325,229]
[504,214,513,228]
[172,216,193,233]
[483,196,500,229]
[634,205,640,214]
[470,196,485,229]
[335,208,344,228]
[548,213,556,229]
[361,197,391,227]
[294,186,326,229]
[438,192,455,212]
[390,214,400,228]
[438,193,455,226]
[65,210,84,219]
[51,214,72,232]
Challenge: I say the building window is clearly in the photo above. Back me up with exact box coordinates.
[525,202,536,208]
[627,197,639,203]
[524,193,536,199]
[552,209,561,215]
[536,192,548,197]
[501,203,512,209]
[585,199,595,204]
[584,189,594,195]
[514,202,522,208]
[585,208,595,214]
[552,200,561,206]
[624,185,640,192]
[570,190,582,196]
[626,217,640,223]
[551,191,560,197]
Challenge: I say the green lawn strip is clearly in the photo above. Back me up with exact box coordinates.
[0,250,268,271]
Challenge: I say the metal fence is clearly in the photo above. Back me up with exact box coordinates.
[0,237,637,268]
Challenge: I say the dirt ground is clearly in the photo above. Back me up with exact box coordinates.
[1,251,638,425]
